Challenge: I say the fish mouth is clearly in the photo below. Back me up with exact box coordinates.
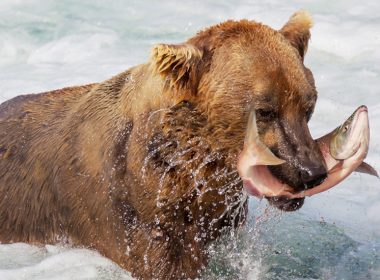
[349,105,368,141]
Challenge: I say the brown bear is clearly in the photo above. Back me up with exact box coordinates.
[0,10,327,279]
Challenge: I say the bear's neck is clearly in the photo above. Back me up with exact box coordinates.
[113,100,247,278]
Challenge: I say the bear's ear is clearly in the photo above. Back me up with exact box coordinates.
[151,44,203,89]
[280,10,313,61]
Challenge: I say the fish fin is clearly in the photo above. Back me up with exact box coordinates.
[245,110,285,166]
[355,161,379,178]
[255,145,286,166]
[245,110,259,145]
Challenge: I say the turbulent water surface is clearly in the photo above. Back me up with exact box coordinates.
[0,0,379,279]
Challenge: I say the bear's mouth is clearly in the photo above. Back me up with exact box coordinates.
[237,106,371,211]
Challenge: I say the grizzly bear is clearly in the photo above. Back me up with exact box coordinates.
[0,10,327,279]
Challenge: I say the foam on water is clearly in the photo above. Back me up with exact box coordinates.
[0,0,379,279]
[0,244,132,280]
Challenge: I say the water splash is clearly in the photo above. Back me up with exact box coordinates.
[202,201,380,280]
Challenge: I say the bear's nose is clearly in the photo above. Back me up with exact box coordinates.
[300,164,327,189]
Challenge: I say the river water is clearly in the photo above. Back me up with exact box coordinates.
[0,0,379,279]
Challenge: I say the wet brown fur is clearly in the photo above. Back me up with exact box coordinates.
[0,11,324,279]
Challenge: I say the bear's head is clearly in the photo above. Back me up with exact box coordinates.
[149,11,327,212]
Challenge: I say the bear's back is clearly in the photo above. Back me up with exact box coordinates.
[0,84,96,243]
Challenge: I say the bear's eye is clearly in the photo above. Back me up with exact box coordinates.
[256,109,276,121]
[306,108,313,121]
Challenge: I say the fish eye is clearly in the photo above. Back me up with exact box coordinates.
[343,125,348,132]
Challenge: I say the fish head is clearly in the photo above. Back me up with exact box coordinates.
[330,105,369,160]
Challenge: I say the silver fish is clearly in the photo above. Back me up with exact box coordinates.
[288,105,378,199]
